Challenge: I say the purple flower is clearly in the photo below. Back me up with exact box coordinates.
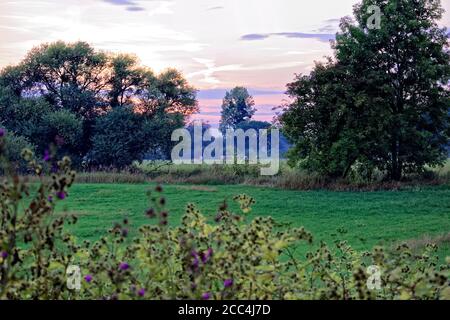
[201,248,213,264]
[192,257,199,270]
[0,251,7,259]
[56,191,66,200]
[137,288,146,297]
[84,275,93,283]
[43,149,51,162]
[119,262,130,271]
[121,228,128,237]
[201,292,211,300]
[224,279,233,288]
[0,128,5,137]
[48,196,53,203]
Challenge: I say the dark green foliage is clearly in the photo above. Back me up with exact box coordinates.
[281,0,450,180]
[0,41,198,168]
[89,107,147,169]
[22,41,109,118]
[235,120,271,131]
[38,110,84,162]
[219,87,256,132]
[143,113,186,160]
[0,132,35,172]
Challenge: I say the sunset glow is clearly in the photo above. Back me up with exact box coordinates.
[1,0,449,124]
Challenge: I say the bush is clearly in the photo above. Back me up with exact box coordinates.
[89,107,148,169]
[38,110,84,163]
[0,130,35,172]
[0,137,449,300]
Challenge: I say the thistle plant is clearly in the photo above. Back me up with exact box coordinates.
[0,132,449,300]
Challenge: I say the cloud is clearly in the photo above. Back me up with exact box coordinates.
[147,2,174,16]
[241,32,335,42]
[241,34,270,41]
[126,6,145,11]
[197,88,284,100]
[207,6,224,11]
[323,18,341,24]
[103,0,146,12]
[103,0,135,6]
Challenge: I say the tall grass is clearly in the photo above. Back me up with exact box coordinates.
[20,159,450,190]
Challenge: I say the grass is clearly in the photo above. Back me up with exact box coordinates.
[66,158,450,191]
[54,183,450,260]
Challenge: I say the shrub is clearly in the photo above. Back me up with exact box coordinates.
[89,107,147,169]
[0,134,448,300]
[0,130,36,173]
[38,110,84,164]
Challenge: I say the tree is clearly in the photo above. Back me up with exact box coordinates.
[22,41,109,120]
[235,120,271,131]
[281,61,369,178]
[281,0,450,180]
[138,68,198,118]
[37,110,84,163]
[108,54,148,108]
[0,131,35,173]
[219,87,256,132]
[143,112,186,160]
[0,41,199,167]
[89,107,147,169]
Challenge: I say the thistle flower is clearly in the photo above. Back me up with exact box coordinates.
[0,251,7,259]
[0,128,5,137]
[146,208,156,218]
[56,191,66,200]
[192,257,199,270]
[201,248,213,264]
[43,149,51,162]
[201,292,211,300]
[84,275,93,283]
[224,279,233,288]
[119,262,130,271]
[47,196,53,203]
[137,288,146,297]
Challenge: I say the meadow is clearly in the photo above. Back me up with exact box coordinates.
[56,183,450,260]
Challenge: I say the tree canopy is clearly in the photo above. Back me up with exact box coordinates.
[0,41,198,168]
[280,0,450,180]
[219,87,256,132]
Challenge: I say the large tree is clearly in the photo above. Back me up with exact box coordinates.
[219,87,256,132]
[22,41,110,120]
[281,0,450,180]
[0,41,199,167]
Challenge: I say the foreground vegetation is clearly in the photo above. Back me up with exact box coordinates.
[1,142,449,299]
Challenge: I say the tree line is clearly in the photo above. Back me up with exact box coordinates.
[0,0,449,181]
[0,41,198,169]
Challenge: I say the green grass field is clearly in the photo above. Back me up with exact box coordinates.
[54,183,450,259]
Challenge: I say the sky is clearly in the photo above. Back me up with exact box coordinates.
[1,0,449,125]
